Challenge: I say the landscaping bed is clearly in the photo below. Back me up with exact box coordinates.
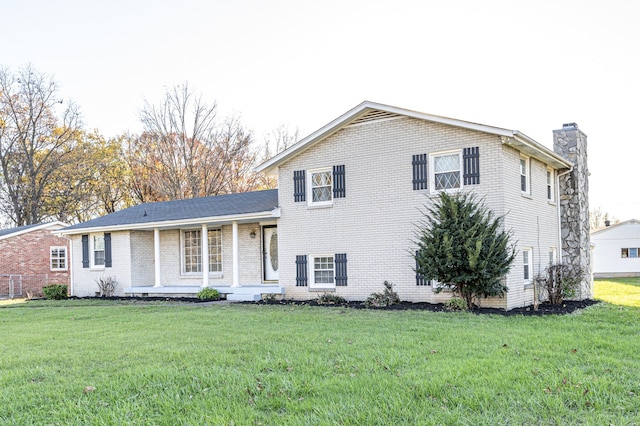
[253,298,600,315]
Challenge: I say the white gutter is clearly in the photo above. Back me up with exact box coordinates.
[60,208,281,236]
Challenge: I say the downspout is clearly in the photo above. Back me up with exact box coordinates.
[556,166,574,265]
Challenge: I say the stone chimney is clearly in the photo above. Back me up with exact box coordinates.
[553,123,592,298]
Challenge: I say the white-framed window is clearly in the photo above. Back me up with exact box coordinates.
[621,248,639,258]
[50,246,67,271]
[546,168,555,202]
[523,248,532,284]
[548,247,557,266]
[308,168,333,206]
[182,229,223,274]
[311,255,335,288]
[93,235,105,267]
[520,156,530,195]
[430,150,462,192]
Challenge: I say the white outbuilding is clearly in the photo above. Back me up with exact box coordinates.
[591,219,640,278]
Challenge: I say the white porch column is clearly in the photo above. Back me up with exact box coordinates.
[232,221,239,287]
[201,224,209,288]
[153,228,162,287]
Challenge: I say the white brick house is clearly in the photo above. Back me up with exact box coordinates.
[62,101,592,309]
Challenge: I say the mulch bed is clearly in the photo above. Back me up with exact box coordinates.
[253,298,601,316]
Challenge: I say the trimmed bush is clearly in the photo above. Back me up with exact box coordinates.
[197,288,220,301]
[43,284,68,300]
[316,293,346,305]
[364,281,400,307]
[444,297,468,311]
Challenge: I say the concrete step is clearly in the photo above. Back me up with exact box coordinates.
[226,293,262,302]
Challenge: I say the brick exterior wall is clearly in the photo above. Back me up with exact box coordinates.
[0,228,70,297]
[276,116,562,309]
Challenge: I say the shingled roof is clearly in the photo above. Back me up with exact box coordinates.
[63,189,279,233]
[0,222,68,240]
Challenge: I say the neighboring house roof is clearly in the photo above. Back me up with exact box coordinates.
[590,219,640,236]
[256,100,573,174]
[62,189,279,234]
[0,221,69,241]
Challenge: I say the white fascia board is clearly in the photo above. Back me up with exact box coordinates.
[60,209,280,236]
[0,221,70,241]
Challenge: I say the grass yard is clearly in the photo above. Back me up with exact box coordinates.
[0,286,638,425]
[594,276,640,307]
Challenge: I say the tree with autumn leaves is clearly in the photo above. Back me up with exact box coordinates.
[0,66,276,227]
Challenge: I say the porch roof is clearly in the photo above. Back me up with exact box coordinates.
[62,189,279,235]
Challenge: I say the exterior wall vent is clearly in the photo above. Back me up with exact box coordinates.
[349,110,401,126]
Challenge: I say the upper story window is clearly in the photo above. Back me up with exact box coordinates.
[431,151,461,192]
[182,229,223,274]
[295,166,345,206]
[547,168,555,202]
[309,169,333,205]
[50,247,67,271]
[520,156,530,195]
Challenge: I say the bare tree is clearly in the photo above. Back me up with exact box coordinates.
[129,84,260,201]
[590,207,618,230]
[0,64,81,226]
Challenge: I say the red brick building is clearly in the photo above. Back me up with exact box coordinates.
[0,222,70,298]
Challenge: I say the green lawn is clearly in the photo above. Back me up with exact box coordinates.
[0,290,638,424]
[594,276,640,307]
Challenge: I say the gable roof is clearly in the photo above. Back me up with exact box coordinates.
[591,219,640,236]
[255,101,573,174]
[62,189,279,234]
[0,221,69,241]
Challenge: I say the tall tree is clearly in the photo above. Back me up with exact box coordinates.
[415,191,516,308]
[130,84,260,202]
[0,64,81,226]
[41,131,134,223]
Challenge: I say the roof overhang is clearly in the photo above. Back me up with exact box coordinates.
[60,209,280,236]
[255,100,573,174]
[0,221,69,241]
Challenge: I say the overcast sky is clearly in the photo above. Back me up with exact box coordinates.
[2,0,638,221]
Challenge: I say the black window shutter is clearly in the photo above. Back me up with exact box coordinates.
[81,235,89,268]
[463,147,480,185]
[333,165,346,198]
[293,170,306,202]
[295,255,308,286]
[335,253,348,286]
[104,233,112,268]
[415,251,429,286]
[412,154,428,190]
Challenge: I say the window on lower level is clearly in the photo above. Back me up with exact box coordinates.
[182,229,223,274]
[50,246,67,271]
[93,235,105,267]
[621,248,639,258]
[312,255,334,287]
[523,248,532,283]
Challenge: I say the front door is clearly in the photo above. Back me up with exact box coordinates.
[263,226,279,281]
